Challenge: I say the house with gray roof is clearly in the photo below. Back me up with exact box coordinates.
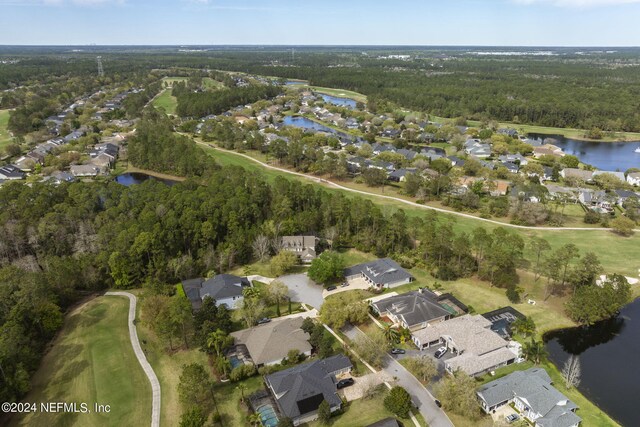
[344,258,414,290]
[265,354,352,425]
[182,274,251,310]
[281,235,318,263]
[0,164,26,180]
[371,289,453,331]
[366,418,401,427]
[412,314,518,376]
[231,317,312,366]
[477,367,581,427]
[464,139,492,158]
[388,168,417,182]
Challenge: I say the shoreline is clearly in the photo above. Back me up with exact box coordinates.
[121,165,186,182]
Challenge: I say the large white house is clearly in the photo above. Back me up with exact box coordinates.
[182,274,251,309]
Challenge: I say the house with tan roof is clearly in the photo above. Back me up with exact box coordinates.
[231,317,312,366]
[280,235,318,263]
[412,314,518,377]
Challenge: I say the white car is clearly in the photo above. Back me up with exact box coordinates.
[434,346,448,359]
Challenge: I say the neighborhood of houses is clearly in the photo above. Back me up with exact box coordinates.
[193,85,640,225]
[0,88,139,184]
[177,235,581,427]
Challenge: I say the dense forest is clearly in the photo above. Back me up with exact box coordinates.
[173,83,281,118]
[4,48,640,131]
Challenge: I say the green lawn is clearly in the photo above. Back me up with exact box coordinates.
[12,297,151,427]
[152,89,178,115]
[0,109,13,151]
[203,77,223,90]
[309,86,367,104]
[305,393,400,427]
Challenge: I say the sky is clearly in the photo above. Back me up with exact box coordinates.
[1,0,640,46]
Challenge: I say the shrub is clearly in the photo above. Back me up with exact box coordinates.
[229,364,256,382]
[583,210,601,224]
[384,386,413,418]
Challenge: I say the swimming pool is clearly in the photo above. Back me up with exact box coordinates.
[256,404,279,427]
[228,355,243,369]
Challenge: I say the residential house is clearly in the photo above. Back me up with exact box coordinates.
[0,165,25,180]
[372,143,396,155]
[395,148,418,161]
[412,314,518,377]
[370,289,453,331]
[627,172,640,186]
[388,168,417,182]
[70,164,101,177]
[497,128,518,137]
[498,153,528,166]
[447,156,466,167]
[560,168,593,182]
[13,156,37,172]
[366,418,401,427]
[488,179,511,197]
[613,189,639,207]
[533,144,564,158]
[578,190,613,213]
[264,354,352,426]
[477,367,581,427]
[47,171,75,184]
[344,258,414,289]
[230,317,312,367]
[280,235,318,263]
[181,274,251,310]
[592,170,626,183]
[464,139,492,158]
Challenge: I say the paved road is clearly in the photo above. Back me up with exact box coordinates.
[278,273,324,309]
[106,292,161,427]
[196,142,640,233]
[342,325,454,427]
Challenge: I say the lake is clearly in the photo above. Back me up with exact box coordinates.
[528,133,640,172]
[320,94,357,109]
[115,172,178,186]
[545,298,640,427]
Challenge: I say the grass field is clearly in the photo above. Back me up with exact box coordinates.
[11,297,151,427]
[308,86,367,103]
[201,145,640,277]
[0,109,13,151]
[152,89,178,115]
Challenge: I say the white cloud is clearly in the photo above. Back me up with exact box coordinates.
[514,0,640,7]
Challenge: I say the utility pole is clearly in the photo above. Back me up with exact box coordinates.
[96,56,104,77]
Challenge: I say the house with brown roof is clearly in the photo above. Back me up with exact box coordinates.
[533,144,564,158]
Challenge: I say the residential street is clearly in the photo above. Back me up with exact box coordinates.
[342,325,454,427]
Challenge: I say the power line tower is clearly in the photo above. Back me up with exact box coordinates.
[96,56,104,77]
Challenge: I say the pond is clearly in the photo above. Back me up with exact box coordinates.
[115,172,178,186]
[528,133,640,172]
[320,94,357,109]
[283,116,337,134]
[284,80,307,86]
[545,298,640,427]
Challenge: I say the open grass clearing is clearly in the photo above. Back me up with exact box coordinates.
[152,89,178,115]
[12,296,151,427]
[305,392,405,427]
[0,109,13,151]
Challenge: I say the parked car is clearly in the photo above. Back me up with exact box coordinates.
[336,378,355,389]
[326,285,337,291]
[434,346,447,359]
[505,414,520,423]
[340,281,349,287]
[391,348,406,355]
[434,399,442,408]
[257,317,271,324]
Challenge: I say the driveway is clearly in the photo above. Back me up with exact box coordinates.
[278,273,324,309]
[341,371,394,401]
[342,324,454,427]
[322,276,371,298]
[392,345,455,386]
